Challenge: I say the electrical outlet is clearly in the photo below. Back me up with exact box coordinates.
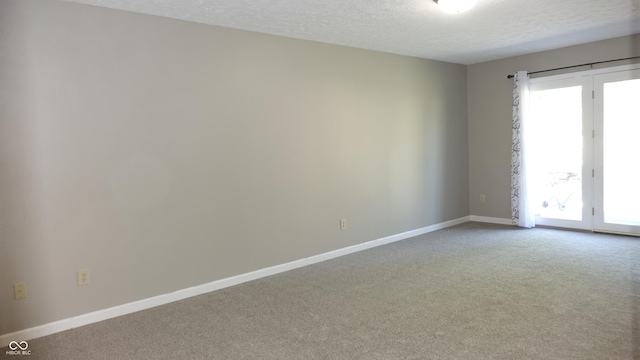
[479,194,486,203]
[78,269,90,286]
[340,218,347,230]
[14,283,27,300]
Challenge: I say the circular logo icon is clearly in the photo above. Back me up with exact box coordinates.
[8,341,28,351]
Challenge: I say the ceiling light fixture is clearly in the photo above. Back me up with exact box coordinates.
[433,0,477,14]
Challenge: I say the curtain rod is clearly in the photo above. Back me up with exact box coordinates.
[506,56,640,79]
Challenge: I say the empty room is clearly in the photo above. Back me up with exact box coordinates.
[1,0,639,358]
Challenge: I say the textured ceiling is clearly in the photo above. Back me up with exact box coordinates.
[65,0,640,64]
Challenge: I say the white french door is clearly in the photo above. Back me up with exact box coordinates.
[530,64,640,236]
[529,76,593,230]
[593,68,640,235]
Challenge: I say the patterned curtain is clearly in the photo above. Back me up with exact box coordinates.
[511,71,535,228]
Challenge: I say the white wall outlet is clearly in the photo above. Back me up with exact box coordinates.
[479,194,486,203]
[14,282,27,300]
[78,269,90,286]
[340,218,347,230]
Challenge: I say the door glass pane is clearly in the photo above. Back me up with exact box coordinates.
[603,78,640,226]
[530,86,583,221]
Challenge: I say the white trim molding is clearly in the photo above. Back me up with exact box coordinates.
[469,215,513,225]
[1,216,470,345]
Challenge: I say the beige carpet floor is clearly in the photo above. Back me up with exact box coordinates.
[4,222,640,359]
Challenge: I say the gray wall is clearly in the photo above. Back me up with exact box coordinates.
[0,0,469,335]
[467,34,640,219]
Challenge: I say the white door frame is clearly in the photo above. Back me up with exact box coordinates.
[593,67,640,236]
[529,75,593,230]
[529,63,640,234]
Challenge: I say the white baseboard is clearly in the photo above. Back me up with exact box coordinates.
[469,215,513,225]
[0,216,470,345]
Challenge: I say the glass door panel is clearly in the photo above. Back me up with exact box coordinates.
[529,76,592,230]
[530,86,583,221]
[594,69,640,235]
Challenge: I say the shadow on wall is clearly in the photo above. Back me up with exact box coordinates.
[0,43,55,334]
[421,79,469,223]
[0,2,69,335]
